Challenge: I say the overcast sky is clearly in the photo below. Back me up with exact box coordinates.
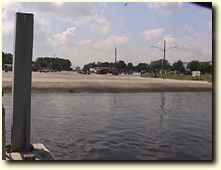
[3,2,212,67]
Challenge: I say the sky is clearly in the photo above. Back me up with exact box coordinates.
[2,2,212,67]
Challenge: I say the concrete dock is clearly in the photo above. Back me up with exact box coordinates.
[5,144,53,160]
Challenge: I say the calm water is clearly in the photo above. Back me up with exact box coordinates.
[3,92,212,160]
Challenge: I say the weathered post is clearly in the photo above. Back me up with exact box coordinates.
[11,12,33,152]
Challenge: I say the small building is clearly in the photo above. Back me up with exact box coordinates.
[39,68,50,73]
[89,68,96,73]
[95,67,112,74]
[32,63,38,71]
[132,72,140,76]
[192,71,201,77]
[73,66,81,72]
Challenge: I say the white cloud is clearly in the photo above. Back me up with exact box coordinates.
[3,20,14,35]
[112,35,129,45]
[2,3,18,35]
[208,21,212,32]
[52,27,76,47]
[2,2,212,66]
[17,2,95,19]
[181,24,211,57]
[147,2,184,16]
[143,28,164,41]
[143,28,176,47]
[92,35,128,49]
[94,15,111,34]
[183,24,201,39]
[164,35,176,46]
[73,14,112,35]
[78,39,92,46]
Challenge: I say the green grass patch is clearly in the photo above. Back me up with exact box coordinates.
[142,72,212,82]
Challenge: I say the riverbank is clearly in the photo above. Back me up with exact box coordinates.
[2,71,212,93]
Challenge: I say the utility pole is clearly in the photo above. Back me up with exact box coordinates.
[162,40,166,79]
[151,40,176,79]
[115,47,117,63]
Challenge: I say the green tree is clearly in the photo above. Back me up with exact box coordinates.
[150,59,171,72]
[2,52,13,65]
[114,60,126,73]
[127,62,133,69]
[187,60,200,71]
[199,62,211,74]
[173,60,185,73]
[35,57,72,71]
[135,63,149,72]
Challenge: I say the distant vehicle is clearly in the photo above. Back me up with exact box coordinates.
[192,71,201,77]
[77,70,90,74]
[132,72,140,76]
[96,69,109,74]
[39,68,49,73]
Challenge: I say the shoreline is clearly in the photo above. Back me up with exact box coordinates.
[2,87,212,93]
[2,72,212,93]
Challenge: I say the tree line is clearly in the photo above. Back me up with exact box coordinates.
[34,57,72,71]
[83,59,212,74]
[2,51,212,74]
[2,52,72,72]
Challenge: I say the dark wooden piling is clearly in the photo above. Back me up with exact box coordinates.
[11,12,33,152]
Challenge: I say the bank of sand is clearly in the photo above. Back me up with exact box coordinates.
[2,71,212,93]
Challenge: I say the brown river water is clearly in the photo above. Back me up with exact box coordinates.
[3,92,212,160]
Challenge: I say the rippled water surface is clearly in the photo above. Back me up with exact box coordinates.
[3,92,212,160]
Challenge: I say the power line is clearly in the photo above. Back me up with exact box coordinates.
[151,45,164,51]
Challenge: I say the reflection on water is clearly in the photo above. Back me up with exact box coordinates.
[160,92,168,120]
[3,92,212,160]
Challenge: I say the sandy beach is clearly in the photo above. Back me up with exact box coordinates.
[2,71,212,93]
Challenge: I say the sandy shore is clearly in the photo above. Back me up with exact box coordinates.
[2,71,212,93]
